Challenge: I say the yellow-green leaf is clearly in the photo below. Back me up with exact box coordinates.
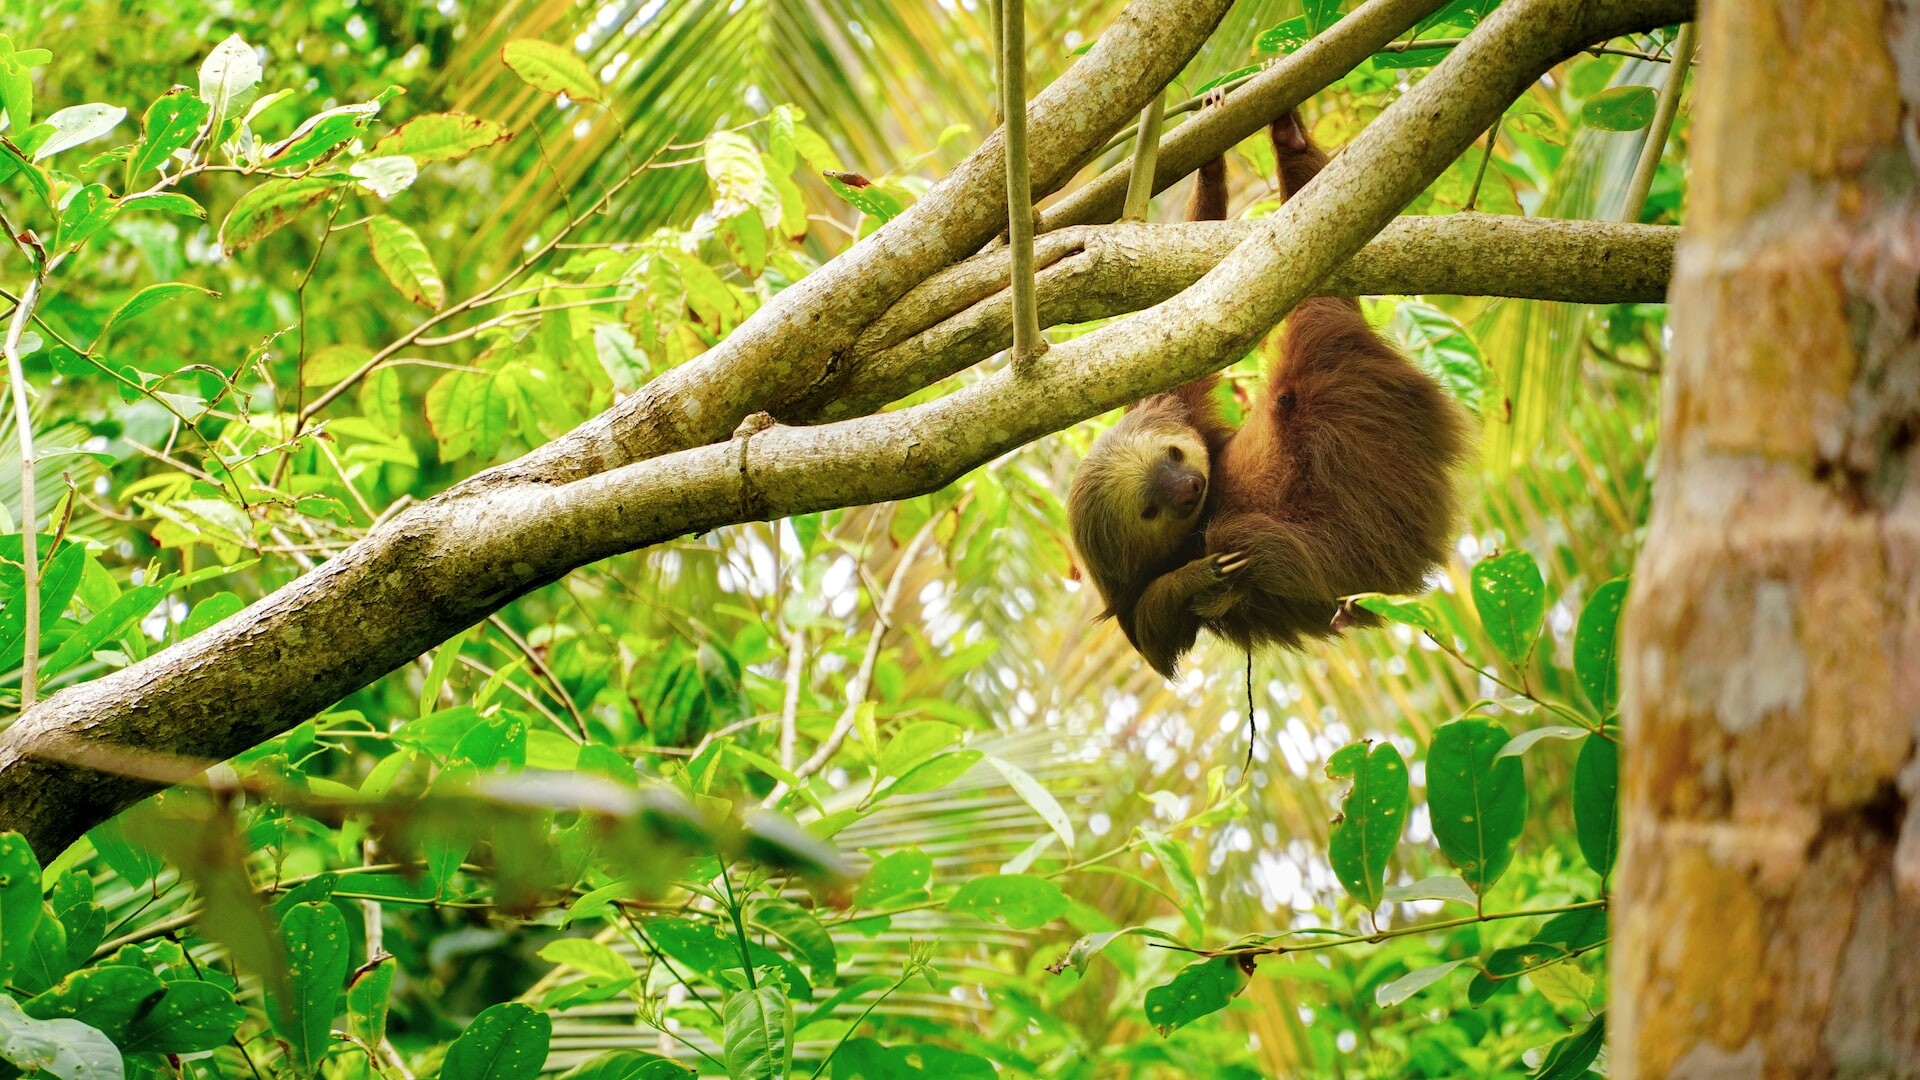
[370,111,510,163]
[500,40,601,104]
[364,215,444,310]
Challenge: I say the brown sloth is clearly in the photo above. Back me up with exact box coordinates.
[1067,112,1470,679]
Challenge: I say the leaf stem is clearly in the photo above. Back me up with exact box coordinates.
[4,275,43,707]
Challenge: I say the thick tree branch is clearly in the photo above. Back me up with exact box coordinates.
[0,0,1691,859]
[823,216,1676,419]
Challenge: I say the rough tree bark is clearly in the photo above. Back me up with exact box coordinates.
[1614,2,1920,1076]
[0,0,1691,860]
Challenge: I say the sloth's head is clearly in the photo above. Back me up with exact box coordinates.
[1068,397,1211,613]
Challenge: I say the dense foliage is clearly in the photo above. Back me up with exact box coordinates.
[0,1,1683,1076]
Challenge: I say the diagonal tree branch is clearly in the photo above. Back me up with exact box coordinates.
[0,0,1692,860]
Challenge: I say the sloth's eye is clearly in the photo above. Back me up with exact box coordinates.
[1166,445,1184,462]
[1141,505,1160,520]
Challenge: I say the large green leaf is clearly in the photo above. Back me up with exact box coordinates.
[444,1002,550,1080]
[271,901,349,1077]
[1427,717,1527,894]
[1573,734,1621,879]
[0,832,42,987]
[946,874,1067,929]
[1575,577,1630,714]
[0,994,120,1080]
[721,985,791,1080]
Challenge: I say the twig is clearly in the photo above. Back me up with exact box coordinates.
[486,614,588,741]
[1464,116,1502,212]
[764,517,939,805]
[1120,94,1168,222]
[4,277,43,707]
[1168,898,1608,959]
[1000,0,1044,366]
[1620,22,1697,223]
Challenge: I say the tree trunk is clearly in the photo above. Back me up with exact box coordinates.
[1615,3,1920,1076]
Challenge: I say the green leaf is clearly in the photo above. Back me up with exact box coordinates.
[365,215,445,309]
[1143,956,1248,1035]
[555,1051,691,1080]
[722,985,791,1080]
[500,39,602,104]
[1575,577,1629,714]
[119,192,206,219]
[1381,875,1477,907]
[443,1002,551,1080]
[97,283,219,349]
[40,580,165,672]
[855,848,931,907]
[1136,827,1205,937]
[1471,550,1546,666]
[218,176,341,253]
[1582,85,1658,130]
[180,591,245,638]
[1373,959,1466,1006]
[1325,741,1409,911]
[263,96,390,168]
[120,980,244,1053]
[1494,725,1588,759]
[32,104,125,161]
[1351,593,1444,637]
[23,965,164,1040]
[270,901,349,1077]
[1573,734,1620,879]
[947,874,1067,929]
[131,88,209,175]
[14,905,68,995]
[823,172,907,222]
[302,342,375,387]
[0,539,85,672]
[369,112,510,163]
[345,955,395,1045]
[1532,1013,1606,1079]
[0,994,121,1080]
[1427,717,1527,894]
[0,137,53,212]
[881,749,982,797]
[537,938,635,983]
[877,720,961,777]
[748,899,837,983]
[987,754,1076,850]
[0,834,43,985]
[48,874,104,970]
[1050,926,1183,976]
[54,184,118,254]
[197,35,261,117]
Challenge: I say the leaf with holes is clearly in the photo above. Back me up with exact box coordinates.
[1143,956,1249,1035]
[1472,550,1546,666]
[131,87,208,175]
[443,1002,550,1080]
[1325,741,1409,912]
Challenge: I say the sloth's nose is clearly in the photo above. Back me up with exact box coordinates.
[1173,474,1205,513]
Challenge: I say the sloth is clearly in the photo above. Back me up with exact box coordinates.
[1067,112,1470,679]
